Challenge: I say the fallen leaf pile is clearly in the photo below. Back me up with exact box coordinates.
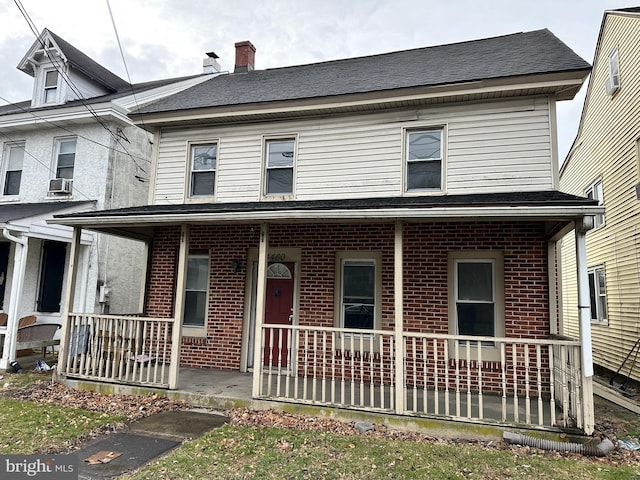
[1,378,188,421]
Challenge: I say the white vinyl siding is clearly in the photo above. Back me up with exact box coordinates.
[152,97,553,204]
[559,13,640,381]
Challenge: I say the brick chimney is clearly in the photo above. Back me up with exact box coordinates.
[234,41,256,73]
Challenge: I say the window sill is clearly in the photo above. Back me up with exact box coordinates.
[181,326,206,337]
[261,194,295,201]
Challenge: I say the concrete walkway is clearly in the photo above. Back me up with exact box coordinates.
[76,409,229,479]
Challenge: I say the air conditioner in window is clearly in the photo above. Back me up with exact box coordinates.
[605,74,620,96]
[49,178,72,194]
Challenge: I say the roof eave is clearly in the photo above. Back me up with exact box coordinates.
[50,204,604,229]
[130,70,590,128]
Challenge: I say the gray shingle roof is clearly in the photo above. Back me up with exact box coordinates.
[47,30,129,92]
[0,201,94,224]
[135,29,590,115]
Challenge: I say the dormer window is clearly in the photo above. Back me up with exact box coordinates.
[44,70,59,104]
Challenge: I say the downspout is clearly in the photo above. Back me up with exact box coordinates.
[575,216,595,434]
[0,228,28,371]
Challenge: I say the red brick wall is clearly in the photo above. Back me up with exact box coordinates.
[145,221,550,373]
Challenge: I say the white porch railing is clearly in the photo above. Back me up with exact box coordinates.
[257,325,592,432]
[60,314,173,388]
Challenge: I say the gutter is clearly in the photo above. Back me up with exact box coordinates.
[48,205,606,228]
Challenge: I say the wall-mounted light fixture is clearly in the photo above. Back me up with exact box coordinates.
[232,259,243,273]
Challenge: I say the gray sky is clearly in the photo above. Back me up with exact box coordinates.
[0,0,628,160]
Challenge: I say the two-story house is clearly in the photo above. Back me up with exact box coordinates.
[52,31,601,433]
[559,8,640,388]
[0,29,215,370]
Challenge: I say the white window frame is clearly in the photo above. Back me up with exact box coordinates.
[334,251,382,334]
[585,178,604,229]
[404,127,445,193]
[182,253,210,336]
[2,142,25,196]
[187,142,218,200]
[448,251,504,361]
[606,47,620,95]
[53,137,77,180]
[588,265,607,325]
[263,136,296,198]
[43,69,59,104]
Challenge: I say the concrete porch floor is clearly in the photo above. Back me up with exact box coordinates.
[59,366,580,442]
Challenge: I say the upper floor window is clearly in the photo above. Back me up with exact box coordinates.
[2,143,24,196]
[44,70,59,104]
[585,179,604,228]
[405,128,443,191]
[55,138,76,180]
[588,266,607,324]
[189,144,217,197]
[605,48,620,96]
[264,138,295,195]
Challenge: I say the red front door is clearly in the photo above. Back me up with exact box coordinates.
[264,262,294,366]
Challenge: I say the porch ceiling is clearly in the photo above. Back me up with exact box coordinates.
[48,191,601,242]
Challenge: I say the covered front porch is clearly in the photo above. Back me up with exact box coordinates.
[50,193,602,434]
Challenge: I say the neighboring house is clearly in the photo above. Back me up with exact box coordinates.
[559,9,640,384]
[53,31,602,433]
[0,29,217,370]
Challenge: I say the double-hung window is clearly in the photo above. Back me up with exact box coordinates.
[450,251,504,355]
[585,179,604,228]
[336,253,381,332]
[189,143,217,197]
[588,266,607,324]
[55,138,76,179]
[44,70,59,104]
[264,138,295,195]
[406,128,443,191]
[183,254,209,328]
[2,143,24,196]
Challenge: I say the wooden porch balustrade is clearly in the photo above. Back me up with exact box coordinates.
[60,314,173,388]
[257,325,593,433]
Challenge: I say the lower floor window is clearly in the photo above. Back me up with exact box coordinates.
[337,253,381,331]
[450,251,504,355]
[342,259,375,329]
[588,266,607,324]
[184,254,209,327]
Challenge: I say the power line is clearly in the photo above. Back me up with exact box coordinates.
[13,0,151,181]
[0,94,151,168]
[106,0,149,133]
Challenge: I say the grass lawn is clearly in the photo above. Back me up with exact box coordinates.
[0,373,124,454]
[126,424,640,480]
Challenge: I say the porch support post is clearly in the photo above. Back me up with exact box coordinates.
[548,241,559,335]
[575,217,595,434]
[169,224,189,389]
[252,223,269,397]
[394,221,405,414]
[57,227,81,374]
[0,229,29,371]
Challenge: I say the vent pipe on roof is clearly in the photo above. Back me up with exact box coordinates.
[234,41,256,73]
[203,51,221,74]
